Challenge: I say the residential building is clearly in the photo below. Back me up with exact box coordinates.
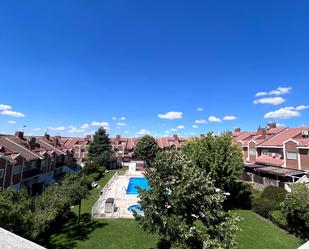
[233,124,309,189]
[0,132,76,194]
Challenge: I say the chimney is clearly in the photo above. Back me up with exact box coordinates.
[173,134,178,140]
[53,137,59,147]
[116,134,121,139]
[257,127,267,138]
[27,137,36,149]
[15,131,24,139]
[234,128,241,132]
[267,123,277,129]
[44,133,50,140]
[200,134,205,138]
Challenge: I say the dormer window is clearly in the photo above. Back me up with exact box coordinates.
[261,149,269,156]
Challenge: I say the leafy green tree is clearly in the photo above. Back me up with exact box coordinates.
[134,135,160,166]
[86,127,114,172]
[136,151,239,249]
[182,132,243,189]
[0,189,34,238]
[281,183,309,238]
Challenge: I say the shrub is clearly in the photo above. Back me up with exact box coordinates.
[89,172,101,181]
[261,186,287,209]
[226,180,253,209]
[253,186,287,218]
[82,176,95,189]
[252,197,275,218]
[270,210,288,228]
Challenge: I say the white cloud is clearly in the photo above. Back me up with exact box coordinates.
[171,128,177,132]
[8,120,16,124]
[164,130,170,134]
[192,125,198,128]
[136,129,151,135]
[195,119,207,124]
[255,86,292,97]
[208,116,222,122]
[81,123,89,129]
[189,132,196,135]
[158,111,183,120]
[197,107,204,111]
[124,131,129,134]
[112,117,117,120]
[264,105,308,120]
[223,115,237,121]
[120,117,126,120]
[264,108,300,119]
[0,110,25,117]
[91,121,109,127]
[295,105,309,111]
[269,87,292,95]
[117,122,126,126]
[276,123,285,127]
[47,126,65,131]
[177,125,185,129]
[253,97,285,105]
[255,92,268,97]
[0,104,12,111]
[68,126,85,133]
[33,128,41,131]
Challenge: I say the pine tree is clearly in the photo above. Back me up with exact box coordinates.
[86,127,114,171]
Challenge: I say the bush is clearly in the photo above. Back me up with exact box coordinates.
[253,186,287,218]
[226,180,253,209]
[270,210,287,228]
[89,172,101,181]
[252,197,275,218]
[82,176,95,189]
[261,186,287,209]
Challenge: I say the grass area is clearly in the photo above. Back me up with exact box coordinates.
[234,209,301,249]
[48,169,302,249]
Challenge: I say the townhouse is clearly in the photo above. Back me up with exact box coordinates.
[233,123,309,189]
[0,132,76,194]
[111,134,190,164]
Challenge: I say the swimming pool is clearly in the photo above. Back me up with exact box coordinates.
[128,204,144,215]
[126,177,150,194]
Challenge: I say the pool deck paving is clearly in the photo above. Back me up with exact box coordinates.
[97,170,145,218]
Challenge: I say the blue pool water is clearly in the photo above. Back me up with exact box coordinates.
[128,204,144,215]
[126,177,150,194]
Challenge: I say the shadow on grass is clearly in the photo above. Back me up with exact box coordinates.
[42,212,107,249]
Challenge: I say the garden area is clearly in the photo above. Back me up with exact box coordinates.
[48,169,302,249]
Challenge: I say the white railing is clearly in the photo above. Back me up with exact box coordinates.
[92,171,119,218]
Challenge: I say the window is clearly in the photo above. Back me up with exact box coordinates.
[41,160,47,168]
[13,165,21,175]
[249,149,256,156]
[287,151,297,160]
[0,169,4,178]
[261,149,269,156]
[31,161,37,169]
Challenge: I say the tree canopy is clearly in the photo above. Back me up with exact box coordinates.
[133,135,160,166]
[86,127,114,173]
[181,132,243,189]
[135,151,239,249]
[0,175,88,241]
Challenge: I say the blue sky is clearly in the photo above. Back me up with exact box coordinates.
[0,0,308,137]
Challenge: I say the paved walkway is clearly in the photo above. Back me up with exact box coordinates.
[97,170,145,218]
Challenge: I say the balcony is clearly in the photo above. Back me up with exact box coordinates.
[22,168,42,180]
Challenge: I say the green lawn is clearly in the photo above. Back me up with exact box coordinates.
[48,169,302,249]
[234,209,301,249]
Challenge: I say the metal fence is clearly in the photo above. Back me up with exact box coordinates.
[92,171,119,218]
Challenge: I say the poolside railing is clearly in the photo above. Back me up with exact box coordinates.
[92,171,119,218]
